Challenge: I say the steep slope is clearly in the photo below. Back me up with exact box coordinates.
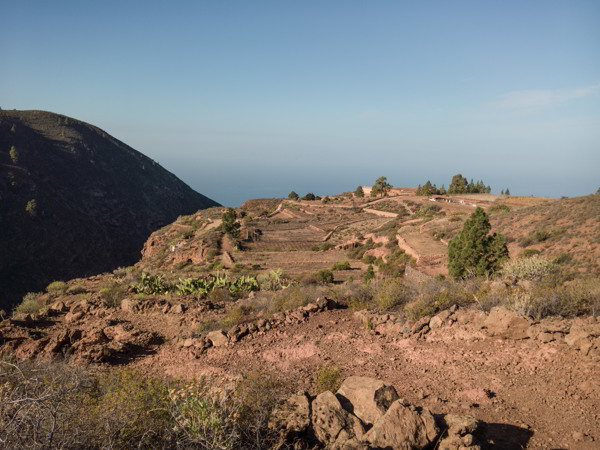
[0,110,219,308]
[491,195,600,274]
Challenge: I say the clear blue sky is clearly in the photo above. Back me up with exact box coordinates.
[1,1,599,206]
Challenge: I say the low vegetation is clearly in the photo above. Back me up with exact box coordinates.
[131,272,259,297]
[315,365,342,394]
[13,292,44,315]
[0,360,283,450]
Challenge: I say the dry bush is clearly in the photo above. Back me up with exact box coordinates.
[1,360,285,450]
[46,281,67,294]
[13,293,44,315]
[269,285,325,313]
[509,278,600,319]
[501,256,559,281]
[315,366,342,394]
[373,278,411,311]
[405,278,476,320]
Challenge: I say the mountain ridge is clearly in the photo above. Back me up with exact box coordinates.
[0,109,219,308]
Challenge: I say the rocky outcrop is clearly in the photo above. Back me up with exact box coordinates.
[270,376,479,450]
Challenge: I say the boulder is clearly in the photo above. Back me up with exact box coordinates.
[483,307,531,339]
[311,391,365,449]
[268,392,311,445]
[336,376,399,426]
[207,330,228,347]
[429,315,444,329]
[362,401,438,449]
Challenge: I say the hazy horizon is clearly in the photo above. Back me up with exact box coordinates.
[1,1,598,206]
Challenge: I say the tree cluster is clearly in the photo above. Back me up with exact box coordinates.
[370,176,391,198]
[500,188,511,195]
[416,174,492,196]
[447,174,491,194]
[416,181,446,196]
[448,207,508,279]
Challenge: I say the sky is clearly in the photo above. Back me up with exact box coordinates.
[1,1,599,206]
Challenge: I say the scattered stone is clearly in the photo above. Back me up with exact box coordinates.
[171,303,186,314]
[49,301,68,313]
[207,330,228,347]
[121,299,138,312]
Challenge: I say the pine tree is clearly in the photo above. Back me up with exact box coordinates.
[501,189,505,195]
[448,207,508,279]
[288,191,299,200]
[505,188,510,196]
[372,176,391,198]
[355,186,364,198]
[222,207,241,238]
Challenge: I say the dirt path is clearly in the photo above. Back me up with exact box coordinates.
[396,234,421,263]
[363,208,399,218]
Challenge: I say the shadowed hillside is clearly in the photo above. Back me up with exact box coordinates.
[0,110,219,308]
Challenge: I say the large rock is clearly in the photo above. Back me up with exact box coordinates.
[565,318,600,355]
[312,391,366,449]
[483,307,531,339]
[336,376,399,425]
[206,330,228,347]
[268,392,311,447]
[362,400,438,449]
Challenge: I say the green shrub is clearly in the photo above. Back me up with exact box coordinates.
[25,199,37,217]
[363,265,375,284]
[270,285,321,312]
[344,284,375,310]
[14,293,44,315]
[315,366,342,394]
[374,278,410,311]
[406,279,474,320]
[378,249,414,278]
[221,305,254,328]
[99,283,127,308]
[553,253,573,265]
[331,260,352,271]
[489,203,511,213]
[519,248,541,258]
[362,254,376,264]
[66,284,87,295]
[9,146,19,164]
[46,281,67,294]
[315,269,334,284]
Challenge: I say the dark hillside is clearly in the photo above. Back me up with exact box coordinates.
[0,110,219,308]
